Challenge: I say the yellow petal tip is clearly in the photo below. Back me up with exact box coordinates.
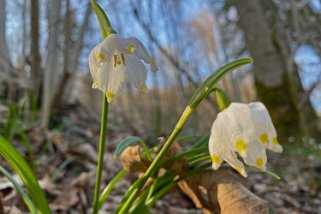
[105,92,115,102]
[92,80,98,88]
[127,45,135,53]
[256,158,264,167]
[211,155,220,164]
[97,53,105,60]
[235,167,247,177]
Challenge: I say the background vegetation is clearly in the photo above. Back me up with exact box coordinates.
[0,0,320,213]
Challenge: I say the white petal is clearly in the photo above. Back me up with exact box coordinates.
[88,47,100,81]
[106,65,127,94]
[249,102,283,153]
[125,54,147,88]
[225,103,253,137]
[242,140,267,171]
[208,131,223,170]
[208,102,282,176]
[210,116,247,176]
[218,104,251,154]
[126,37,152,62]
[94,63,126,95]
[266,123,283,152]
[248,102,270,143]
[223,150,247,177]
[269,136,283,153]
[99,34,129,61]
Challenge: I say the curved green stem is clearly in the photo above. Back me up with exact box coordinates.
[146,162,211,208]
[118,107,193,214]
[0,165,37,213]
[93,95,109,214]
[145,108,193,176]
[98,169,126,209]
[117,58,253,213]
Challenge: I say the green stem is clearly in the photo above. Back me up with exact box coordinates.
[116,58,253,213]
[139,140,153,161]
[98,169,126,209]
[0,165,37,213]
[188,154,211,165]
[93,94,109,214]
[118,106,193,214]
[146,162,211,208]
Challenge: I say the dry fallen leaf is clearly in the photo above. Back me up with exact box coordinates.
[120,144,268,213]
[179,169,268,214]
[50,188,79,211]
[8,206,23,214]
[120,145,151,173]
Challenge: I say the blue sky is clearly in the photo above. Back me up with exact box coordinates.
[4,0,321,112]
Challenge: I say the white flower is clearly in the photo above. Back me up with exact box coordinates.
[88,34,158,102]
[209,102,283,177]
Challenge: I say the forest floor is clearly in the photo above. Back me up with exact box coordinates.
[1,105,321,214]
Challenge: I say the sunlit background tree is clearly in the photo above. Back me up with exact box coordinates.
[0,0,320,213]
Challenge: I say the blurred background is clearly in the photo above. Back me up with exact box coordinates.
[1,0,320,139]
[0,0,321,213]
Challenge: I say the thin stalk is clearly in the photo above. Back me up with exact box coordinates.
[93,95,109,214]
[118,106,193,214]
[139,140,152,161]
[118,59,253,213]
[159,146,208,169]
[188,154,211,165]
[98,169,126,209]
[0,165,37,213]
[146,162,212,207]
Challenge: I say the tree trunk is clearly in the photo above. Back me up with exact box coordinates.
[51,3,91,109]
[233,0,320,141]
[0,0,12,100]
[30,0,42,102]
[0,0,10,70]
[41,0,61,128]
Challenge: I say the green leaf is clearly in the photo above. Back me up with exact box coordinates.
[188,58,253,109]
[158,146,208,169]
[191,136,209,148]
[129,203,151,214]
[92,2,114,38]
[116,58,253,213]
[0,165,37,213]
[98,169,126,209]
[214,88,231,110]
[0,134,50,213]
[145,163,212,208]
[130,171,176,212]
[114,136,144,158]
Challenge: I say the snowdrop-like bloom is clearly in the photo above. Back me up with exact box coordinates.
[88,34,158,102]
[209,102,283,177]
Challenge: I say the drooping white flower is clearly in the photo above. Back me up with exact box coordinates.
[209,102,283,177]
[88,34,158,102]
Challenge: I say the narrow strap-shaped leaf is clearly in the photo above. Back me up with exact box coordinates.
[188,58,253,109]
[114,136,143,157]
[91,2,113,38]
[0,134,50,213]
[0,165,37,213]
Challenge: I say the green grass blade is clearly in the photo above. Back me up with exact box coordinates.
[114,136,152,160]
[98,169,126,209]
[0,165,37,213]
[0,134,51,213]
[188,58,253,109]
